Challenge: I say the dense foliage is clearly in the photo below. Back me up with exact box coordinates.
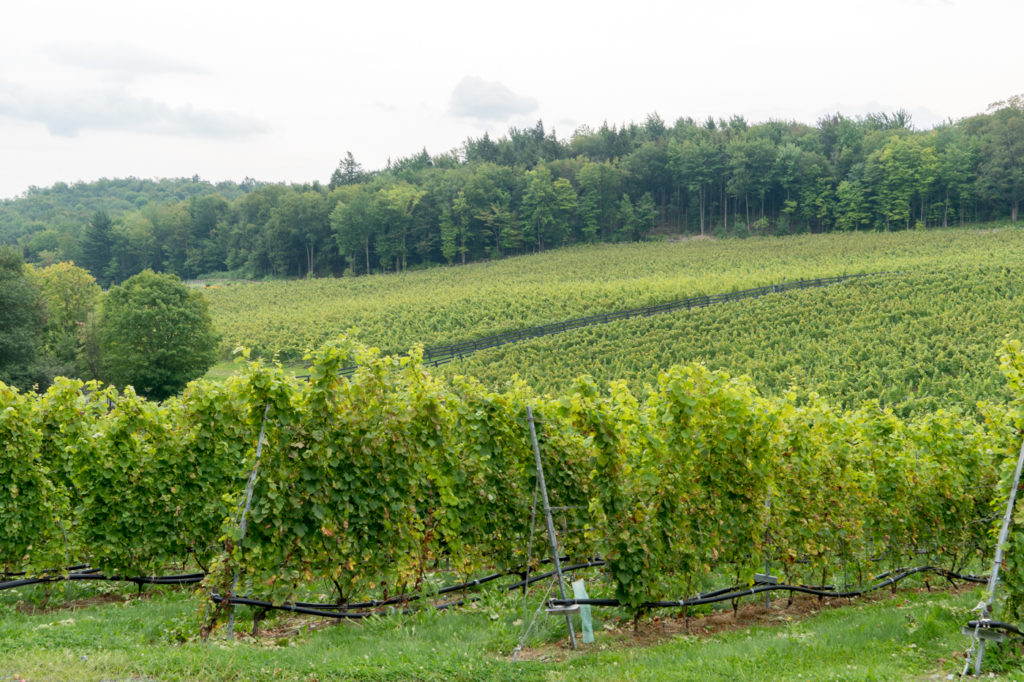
[0,254,217,398]
[0,177,257,255]
[94,270,219,400]
[0,337,1015,627]
[25,261,100,377]
[0,247,47,390]
[3,100,1024,283]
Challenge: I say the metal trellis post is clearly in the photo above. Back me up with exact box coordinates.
[527,405,578,650]
[226,402,271,640]
[963,436,1024,675]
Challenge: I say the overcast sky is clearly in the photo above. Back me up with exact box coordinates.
[1,0,1020,200]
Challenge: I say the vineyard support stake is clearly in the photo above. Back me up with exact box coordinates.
[963,436,1024,675]
[527,405,578,650]
[227,402,271,640]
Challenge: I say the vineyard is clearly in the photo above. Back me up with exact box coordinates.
[5,336,1024,637]
[312,272,884,380]
[202,226,1024,361]
[8,227,1024,678]
[437,264,1024,417]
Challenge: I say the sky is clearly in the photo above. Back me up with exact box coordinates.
[0,0,1021,200]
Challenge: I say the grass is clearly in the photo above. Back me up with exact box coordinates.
[203,359,307,382]
[0,579,999,681]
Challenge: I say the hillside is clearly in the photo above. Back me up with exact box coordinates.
[435,265,1023,417]
[0,177,257,242]
[204,225,1024,415]
[3,102,1022,287]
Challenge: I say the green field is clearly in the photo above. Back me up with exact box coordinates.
[204,224,1024,416]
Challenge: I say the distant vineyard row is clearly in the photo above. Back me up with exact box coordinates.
[319,272,883,378]
[204,226,1024,362]
[440,264,1024,417]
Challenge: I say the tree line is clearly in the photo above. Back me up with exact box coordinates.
[5,97,1024,284]
[0,249,217,397]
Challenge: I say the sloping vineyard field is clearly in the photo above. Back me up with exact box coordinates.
[203,226,1024,361]
[437,264,1024,417]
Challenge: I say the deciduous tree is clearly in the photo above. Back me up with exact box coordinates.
[94,270,219,400]
[0,248,46,390]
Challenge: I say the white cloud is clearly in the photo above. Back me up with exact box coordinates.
[449,77,538,122]
[0,81,270,138]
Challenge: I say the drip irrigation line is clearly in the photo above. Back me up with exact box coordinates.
[206,563,607,622]
[0,570,204,591]
[1,564,90,579]
[211,593,478,620]
[548,566,987,611]
[207,564,985,627]
[292,560,607,611]
[965,620,1024,638]
[502,561,606,594]
[294,572,505,610]
[0,556,605,601]
[1,560,995,630]
[0,568,100,590]
[211,594,380,619]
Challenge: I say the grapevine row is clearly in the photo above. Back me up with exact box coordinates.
[2,336,1022,623]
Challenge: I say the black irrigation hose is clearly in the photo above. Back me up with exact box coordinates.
[0,570,205,591]
[1,564,90,579]
[214,561,607,620]
[306,571,508,610]
[212,594,380,620]
[548,566,988,610]
[211,563,984,624]
[292,560,608,610]
[211,593,480,620]
[0,555,602,602]
[0,568,102,590]
[500,560,606,594]
[966,620,1024,638]
[0,560,995,628]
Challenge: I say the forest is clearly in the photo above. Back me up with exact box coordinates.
[2,97,1022,284]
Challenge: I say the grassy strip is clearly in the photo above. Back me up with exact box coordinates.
[0,580,993,681]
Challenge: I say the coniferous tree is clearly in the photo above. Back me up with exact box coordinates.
[329,152,366,190]
[80,210,113,286]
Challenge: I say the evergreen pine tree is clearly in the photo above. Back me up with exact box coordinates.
[80,210,113,286]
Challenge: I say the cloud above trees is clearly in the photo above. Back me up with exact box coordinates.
[0,43,266,138]
[0,81,270,138]
[449,76,538,122]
